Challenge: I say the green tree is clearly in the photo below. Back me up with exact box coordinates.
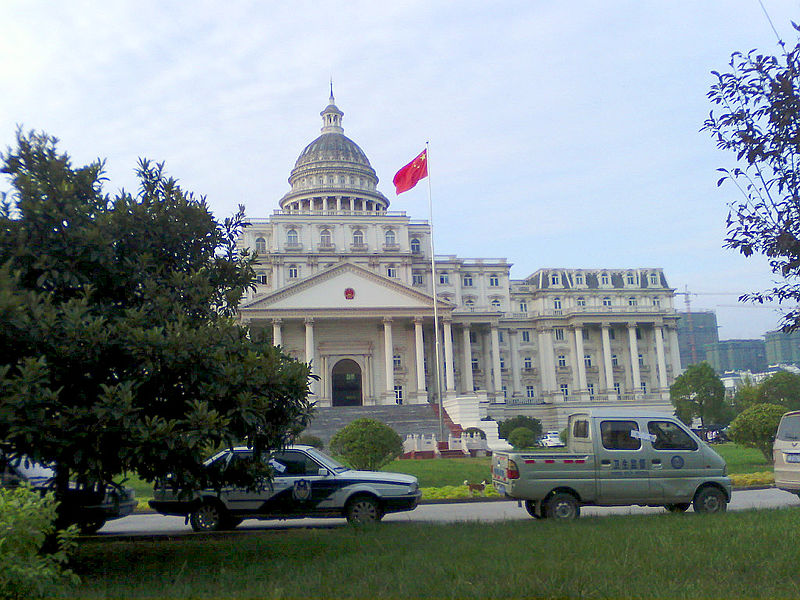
[669,363,728,426]
[0,130,312,497]
[508,427,537,449]
[732,377,761,415]
[329,418,403,470]
[757,371,800,411]
[498,415,542,440]
[703,25,800,330]
[728,403,786,461]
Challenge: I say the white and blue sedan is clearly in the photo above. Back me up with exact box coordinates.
[149,445,421,531]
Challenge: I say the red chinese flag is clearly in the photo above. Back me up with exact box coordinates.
[393,149,428,194]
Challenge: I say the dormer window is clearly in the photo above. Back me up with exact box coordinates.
[255,237,267,254]
[550,274,560,286]
[287,229,299,246]
[649,273,659,286]
[575,273,584,285]
[601,273,610,286]
[627,273,636,285]
[410,238,421,254]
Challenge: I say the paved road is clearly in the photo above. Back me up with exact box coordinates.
[97,487,800,538]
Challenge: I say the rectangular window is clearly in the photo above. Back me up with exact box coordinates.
[523,357,532,370]
[653,296,661,307]
[462,274,473,287]
[521,330,530,343]
[613,382,621,394]
[628,297,637,306]
[500,356,505,370]
[394,385,403,404]
[558,355,567,367]
[638,354,644,366]
[573,419,589,438]
[489,275,499,287]
[647,420,698,451]
[526,385,535,398]
[288,266,299,279]
[502,385,507,398]
[393,354,402,369]
[611,354,619,367]
[600,420,641,450]
[650,274,659,286]
[601,274,609,285]
[608,328,615,340]
[519,301,528,312]
[551,274,560,285]
[587,383,595,397]
[471,357,479,371]
[412,272,424,286]
[499,331,504,343]
[603,297,612,307]
[575,273,584,285]
[469,331,477,343]
[627,274,636,285]
[387,266,398,278]
[256,273,268,285]
[439,272,449,285]
[560,383,569,397]
[640,381,648,393]
[584,354,592,367]
[577,297,586,307]
[554,328,565,341]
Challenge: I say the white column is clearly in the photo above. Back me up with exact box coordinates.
[414,317,426,396]
[482,330,494,393]
[538,329,556,394]
[336,197,342,211]
[668,326,681,374]
[304,318,316,395]
[272,318,283,347]
[443,318,455,394]
[655,325,668,390]
[628,323,642,392]
[510,330,521,397]
[461,325,474,394]
[601,324,614,394]
[491,325,502,398]
[573,326,587,394]
[383,317,394,401]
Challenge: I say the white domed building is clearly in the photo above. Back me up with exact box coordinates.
[238,93,680,439]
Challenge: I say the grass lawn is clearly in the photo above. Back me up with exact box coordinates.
[57,508,800,598]
[712,442,770,474]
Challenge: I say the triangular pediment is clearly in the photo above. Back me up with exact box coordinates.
[241,262,450,312]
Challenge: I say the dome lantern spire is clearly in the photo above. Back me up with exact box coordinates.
[320,84,344,134]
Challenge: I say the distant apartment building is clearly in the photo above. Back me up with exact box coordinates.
[704,339,767,374]
[676,311,719,368]
[765,329,800,366]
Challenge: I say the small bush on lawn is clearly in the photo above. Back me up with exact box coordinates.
[728,403,785,461]
[0,486,78,600]
[329,418,403,470]
[508,427,537,449]
[296,433,325,449]
[497,416,542,440]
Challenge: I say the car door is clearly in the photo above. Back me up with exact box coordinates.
[645,419,705,502]
[216,450,273,512]
[595,419,654,504]
[260,450,332,515]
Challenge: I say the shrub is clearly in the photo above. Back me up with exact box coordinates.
[296,434,324,449]
[329,418,403,470]
[0,486,79,600]
[728,403,786,461]
[463,427,486,439]
[508,427,537,449]
[498,416,542,440]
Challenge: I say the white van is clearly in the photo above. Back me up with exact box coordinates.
[773,410,800,497]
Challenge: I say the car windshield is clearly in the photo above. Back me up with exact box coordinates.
[777,414,800,441]
[304,447,349,472]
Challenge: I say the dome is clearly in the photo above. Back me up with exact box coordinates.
[279,92,389,212]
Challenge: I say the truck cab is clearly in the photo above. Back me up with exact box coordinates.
[492,409,731,519]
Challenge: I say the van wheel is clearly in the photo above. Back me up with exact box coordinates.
[524,500,542,519]
[544,492,580,520]
[693,487,727,514]
[665,503,690,513]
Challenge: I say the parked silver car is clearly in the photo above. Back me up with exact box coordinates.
[149,445,422,531]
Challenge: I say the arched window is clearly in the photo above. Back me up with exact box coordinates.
[353,229,364,246]
[320,229,332,247]
[288,265,299,279]
[553,298,562,310]
[384,229,396,246]
[628,296,638,306]
[602,297,612,307]
[410,238,421,254]
[287,229,298,246]
[255,237,266,254]
[491,298,502,309]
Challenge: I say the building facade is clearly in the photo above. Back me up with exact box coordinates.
[237,95,680,428]
[765,329,800,367]
[704,339,767,374]
[676,310,719,367]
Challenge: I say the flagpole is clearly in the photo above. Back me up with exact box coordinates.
[425,141,446,445]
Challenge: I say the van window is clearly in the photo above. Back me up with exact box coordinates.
[647,421,698,451]
[777,414,800,441]
[600,421,641,450]
[573,419,589,439]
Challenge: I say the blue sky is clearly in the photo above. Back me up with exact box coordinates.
[2,1,799,339]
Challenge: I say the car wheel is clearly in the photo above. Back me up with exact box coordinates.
[78,518,107,534]
[345,495,382,525]
[544,492,580,521]
[664,503,690,513]
[524,500,542,519]
[189,500,228,532]
[693,487,727,514]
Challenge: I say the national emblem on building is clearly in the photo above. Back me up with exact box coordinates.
[237,93,680,434]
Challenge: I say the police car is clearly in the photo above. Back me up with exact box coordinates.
[149,445,422,531]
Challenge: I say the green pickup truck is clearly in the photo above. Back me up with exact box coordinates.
[492,409,732,520]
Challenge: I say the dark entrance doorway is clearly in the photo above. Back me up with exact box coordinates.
[332,359,362,407]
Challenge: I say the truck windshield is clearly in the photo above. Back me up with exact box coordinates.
[777,414,800,441]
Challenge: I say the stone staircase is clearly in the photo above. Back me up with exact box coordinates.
[301,404,445,447]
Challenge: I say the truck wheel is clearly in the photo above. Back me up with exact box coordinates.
[346,495,383,525]
[189,500,228,532]
[693,487,727,514]
[664,503,690,513]
[544,492,580,520]
[524,500,542,519]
